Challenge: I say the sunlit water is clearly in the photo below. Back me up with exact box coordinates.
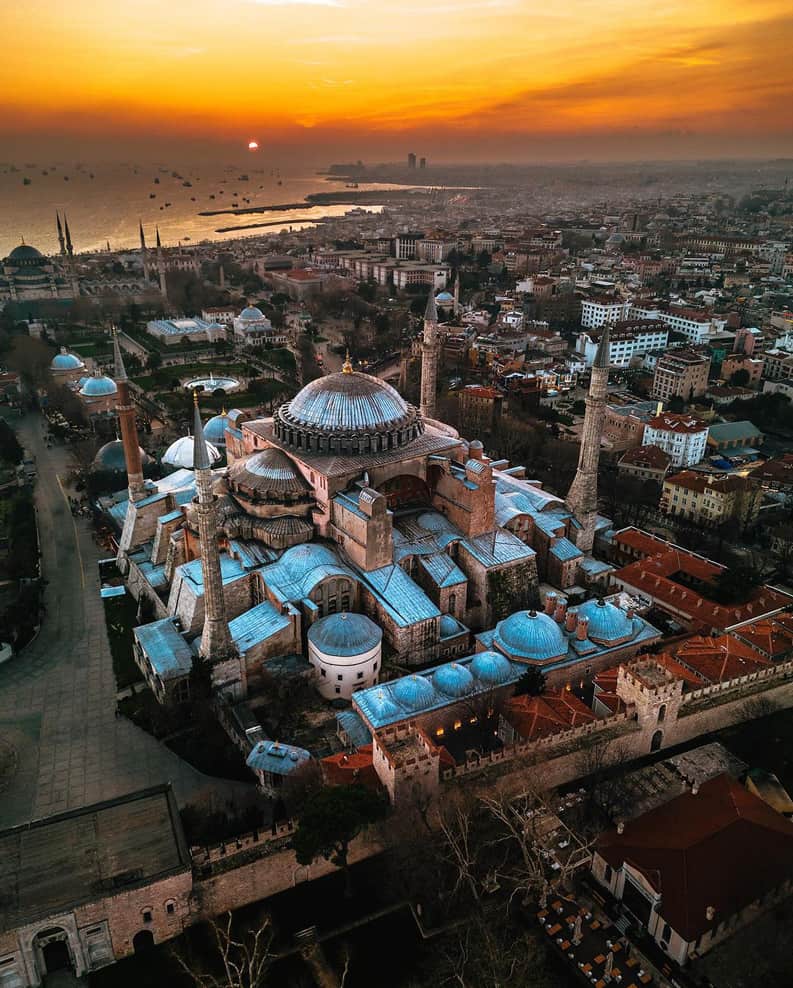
[0,162,406,256]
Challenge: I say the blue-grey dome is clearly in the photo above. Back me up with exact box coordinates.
[392,674,436,711]
[494,609,567,661]
[163,435,220,469]
[575,598,634,645]
[470,651,515,686]
[79,374,117,397]
[94,439,149,472]
[52,349,84,370]
[273,369,422,453]
[7,244,44,263]
[365,688,402,722]
[433,661,475,698]
[203,412,229,445]
[239,305,265,321]
[308,612,382,657]
[436,291,454,301]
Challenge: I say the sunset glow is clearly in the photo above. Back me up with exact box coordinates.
[1,0,792,158]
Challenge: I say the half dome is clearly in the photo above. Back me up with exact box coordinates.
[203,411,229,446]
[494,609,567,661]
[228,447,310,496]
[273,370,423,454]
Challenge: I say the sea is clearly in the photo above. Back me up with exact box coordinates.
[0,161,406,257]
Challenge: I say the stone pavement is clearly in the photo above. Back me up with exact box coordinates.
[0,414,255,829]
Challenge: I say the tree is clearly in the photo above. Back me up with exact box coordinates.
[730,367,750,387]
[513,667,546,697]
[256,667,316,739]
[6,336,54,387]
[172,911,274,988]
[0,419,23,465]
[292,785,387,897]
[147,349,163,370]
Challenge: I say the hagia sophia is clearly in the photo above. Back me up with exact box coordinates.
[101,298,659,787]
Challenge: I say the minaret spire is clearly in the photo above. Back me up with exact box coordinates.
[565,325,610,553]
[63,214,73,256]
[112,328,146,502]
[193,394,236,664]
[56,213,66,256]
[419,288,440,419]
[155,226,167,298]
[453,271,461,318]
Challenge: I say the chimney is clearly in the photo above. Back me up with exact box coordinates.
[576,616,589,641]
[544,592,557,616]
[565,609,578,633]
[626,605,635,620]
[554,601,567,623]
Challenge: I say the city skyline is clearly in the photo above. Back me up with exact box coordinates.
[2,0,793,161]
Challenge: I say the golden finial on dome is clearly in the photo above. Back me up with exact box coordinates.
[193,389,199,406]
[342,349,353,373]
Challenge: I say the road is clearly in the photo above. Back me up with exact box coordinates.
[0,413,255,828]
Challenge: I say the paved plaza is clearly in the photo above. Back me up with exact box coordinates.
[0,414,254,828]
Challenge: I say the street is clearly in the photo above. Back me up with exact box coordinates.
[0,413,254,828]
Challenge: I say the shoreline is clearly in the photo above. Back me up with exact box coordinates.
[199,188,427,217]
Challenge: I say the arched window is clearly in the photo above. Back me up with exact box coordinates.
[449,593,456,614]
[657,704,666,723]
[650,729,663,752]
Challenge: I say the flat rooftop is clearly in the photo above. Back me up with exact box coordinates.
[0,785,189,932]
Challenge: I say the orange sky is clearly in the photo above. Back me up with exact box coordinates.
[2,0,792,159]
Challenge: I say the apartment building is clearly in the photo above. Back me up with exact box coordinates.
[661,471,760,527]
[642,413,709,468]
[651,350,711,401]
[576,320,668,367]
[580,297,630,329]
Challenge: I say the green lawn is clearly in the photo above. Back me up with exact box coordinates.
[103,592,142,690]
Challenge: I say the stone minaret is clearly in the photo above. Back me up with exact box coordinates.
[139,221,149,280]
[566,326,610,553]
[193,395,235,663]
[63,215,73,257]
[113,331,146,502]
[419,289,440,419]
[56,213,66,256]
[156,226,167,299]
[453,271,461,318]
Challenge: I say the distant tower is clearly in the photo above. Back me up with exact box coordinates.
[56,213,66,256]
[420,289,440,420]
[113,331,146,502]
[139,220,149,279]
[566,327,610,553]
[155,226,167,298]
[192,394,236,664]
[419,157,427,170]
[453,271,461,318]
[219,263,225,289]
[63,215,74,257]
[407,152,417,170]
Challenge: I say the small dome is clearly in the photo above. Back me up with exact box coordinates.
[436,291,454,301]
[162,435,221,469]
[228,447,310,496]
[239,305,266,321]
[94,439,149,472]
[470,651,515,686]
[51,349,85,371]
[575,598,634,645]
[494,609,567,661]
[433,662,475,698]
[439,614,462,638]
[8,244,44,262]
[366,689,402,722]
[79,373,117,397]
[203,411,229,446]
[392,674,437,712]
[308,612,382,657]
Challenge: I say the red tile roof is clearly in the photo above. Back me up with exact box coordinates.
[321,744,381,791]
[597,774,793,941]
[619,445,672,470]
[731,613,793,660]
[664,470,750,495]
[645,413,708,435]
[671,635,771,683]
[503,689,598,742]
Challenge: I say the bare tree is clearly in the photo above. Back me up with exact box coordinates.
[437,796,485,907]
[172,911,274,988]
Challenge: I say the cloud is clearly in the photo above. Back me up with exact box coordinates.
[250,0,345,6]
[288,34,364,44]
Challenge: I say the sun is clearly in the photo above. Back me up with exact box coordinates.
[247,140,259,151]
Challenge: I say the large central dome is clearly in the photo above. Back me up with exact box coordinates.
[273,369,423,455]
